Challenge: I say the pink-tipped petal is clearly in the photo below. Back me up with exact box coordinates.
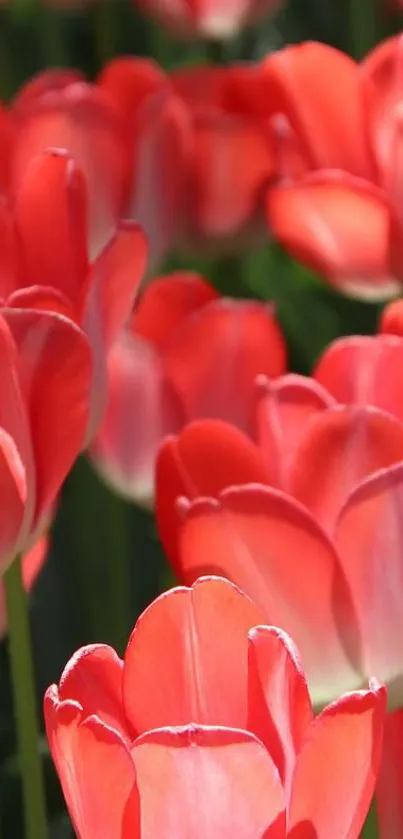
[132,725,286,839]
[290,406,403,532]
[247,626,313,800]
[289,682,386,839]
[123,576,265,733]
[178,485,362,705]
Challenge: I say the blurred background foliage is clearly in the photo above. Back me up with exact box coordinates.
[0,0,399,835]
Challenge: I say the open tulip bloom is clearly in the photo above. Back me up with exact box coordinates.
[45,577,386,839]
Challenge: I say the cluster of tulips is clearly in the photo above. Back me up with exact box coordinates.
[2,0,403,835]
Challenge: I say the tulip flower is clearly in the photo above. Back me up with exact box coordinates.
[0,306,91,573]
[260,38,403,299]
[45,576,385,839]
[11,70,129,259]
[99,58,275,258]
[130,0,282,41]
[0,149,148,438]
[90,271,286,504]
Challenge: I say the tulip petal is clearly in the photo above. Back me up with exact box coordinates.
[262,42,373,177]
[290,406,403,533]
[379,297,403,337]
[266,178,396,300]
[247,626,313,800]
[3,309,92,531]
[15,151,88,312]
[0,198,19,299]
[58,644,130,741]
[132,725,286,839]
[7,286,77,321]
[12,83,129,258]
[314,335,403,422]
[12,69,85,117]
[178,485,362,705]
[123,576,265,733]
[164,300,286,433]
[98,57,168,118]
[289,682,386,839]
[83,221,147,439]
[155,420,271,571]
[132,272,218,353]
[255,373,335,488]
[44,687,139,839]
[91,333,184,505]
[334,462,403,705]
[376,708,403,839]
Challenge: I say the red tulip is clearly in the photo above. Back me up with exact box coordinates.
[0,149,148,438]
[44,577,385,839]
[130,0,282,41]
[98,58,190,269]
[90,271,286,504]
[0,307,91,571]
[11,70,129,259]
[260,38,403,298]
[156,367,403,567]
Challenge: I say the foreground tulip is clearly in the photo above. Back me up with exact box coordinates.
[0,149,147,438]
[261,38,403,298]
[45,576,385,839]
[91,272,286,504]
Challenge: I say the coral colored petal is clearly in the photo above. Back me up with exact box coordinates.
[262,42,373,177]
[155,420,271,571]
[189,112,275,243]
[379,297,403,336]
[15,151,88,312]
[178,485,362,705]
[266,179,397,300]
[290,406,403,533]
[83,222,147,439]
[13,69,85,117]
[376,708,403,839]
[247,626,313,800]
[132,726,286,839]
[129,91,190,269]
[289,682,386,839]
[123,576,265,733]
[314,335,403,422]
[0,199,19,299]
[334,462,403,706]
[165,300,287,434]
[7,286,77,321]
[132,272,218,353]
[12,83,129,258]
[3,309,92,532]
[44,688,139,839]
[361,35,403,186]
[98,57,168,117]
[255,373,335,488]
[58,644,130,741]
[0,534,47,638]
[91,333,184,505]
[0,102,15,196]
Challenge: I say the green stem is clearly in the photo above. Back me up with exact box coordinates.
[348,0,378,59]
[4,556,48,839]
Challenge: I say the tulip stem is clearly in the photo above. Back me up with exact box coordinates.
[348,0,378,59]
[4,556,48,839]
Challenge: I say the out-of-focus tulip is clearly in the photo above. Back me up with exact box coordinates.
[0,307,91,572]
[90,271,286,504]
[379,296,403,335]
[0,149,148,438]
[11,70,129,259]
[131,0,282,41]
[259,38,403,299]
[45,576,385,839]
[98,58,190,269]
[0,535,47,638]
